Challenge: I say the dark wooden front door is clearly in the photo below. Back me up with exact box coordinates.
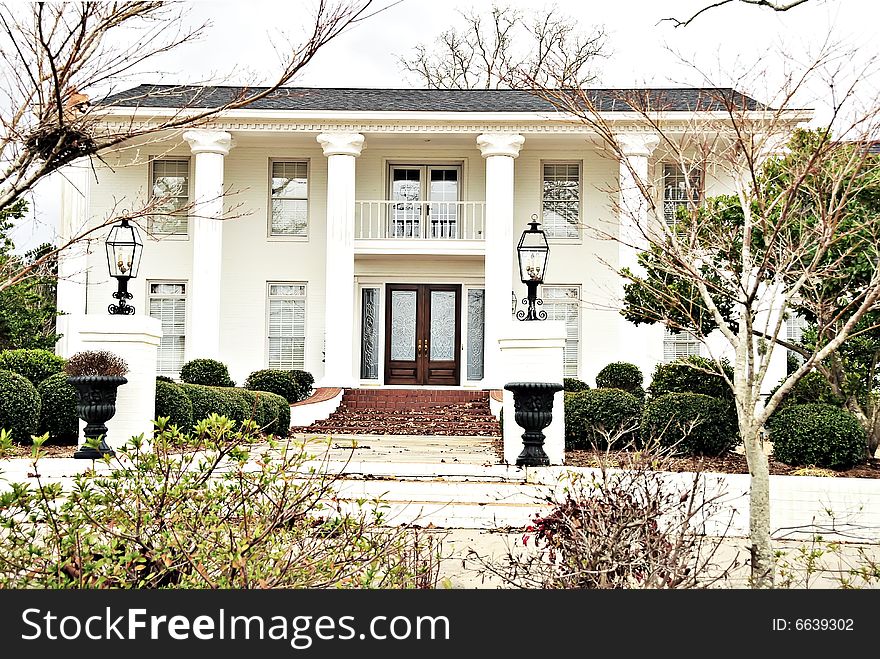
[384,284,461,385]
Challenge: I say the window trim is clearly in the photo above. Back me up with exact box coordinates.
[662,326,702,362]
[147,279,188,378]
[267,157,311,241]
[540,159,583,243]
[661,162,703,228]
[539,283,581,378]
[148,157,192,240]
[265,281,308,371]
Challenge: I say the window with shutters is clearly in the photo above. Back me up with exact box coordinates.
[148,282,186,377]
[270,160,309,236]
[542,162,581,239]
[267,283,307,370]
[663,327,701,362]
[662,163,702,227]
[541,285,580,377]
[149,159,190,235]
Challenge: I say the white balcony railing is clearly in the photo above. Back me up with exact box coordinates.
[355,200,486,240]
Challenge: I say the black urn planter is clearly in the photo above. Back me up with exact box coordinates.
[503,381,564,467]
[67,375,128,459]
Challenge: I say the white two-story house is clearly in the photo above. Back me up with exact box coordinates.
[56,86,803,391]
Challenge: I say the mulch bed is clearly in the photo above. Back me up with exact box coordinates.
[1,444,78,459]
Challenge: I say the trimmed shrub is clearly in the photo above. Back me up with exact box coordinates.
[595,362,644,398]
[257,391,290,436]
[180,359,235,388]
[563,377,590,393]
[155,380,194,431]
[642,393,739,457]
[244,369,314,403]
[177,383,288,436]
[0,370,40,444]
[179,384,231,424]
[769,403,867,469]
[37,373,78,445]
[767,371,844,411]
[648,356,733,400]
[564,388,642,450]
[156,375,175,383]
[0,349,65,385]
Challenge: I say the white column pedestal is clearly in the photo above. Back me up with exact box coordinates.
[56,314,162,449]
[499,320,566,465]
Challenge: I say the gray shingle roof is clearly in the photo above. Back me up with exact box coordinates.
[102,85,767,113]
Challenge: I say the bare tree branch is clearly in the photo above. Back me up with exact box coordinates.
[660,0,812,28]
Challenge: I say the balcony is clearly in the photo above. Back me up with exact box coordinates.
[354,200,486,256]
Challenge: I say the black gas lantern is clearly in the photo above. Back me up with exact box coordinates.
[105,219,143,315]
[515,214,549,321]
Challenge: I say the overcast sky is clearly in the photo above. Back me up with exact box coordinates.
[18,0,880,250]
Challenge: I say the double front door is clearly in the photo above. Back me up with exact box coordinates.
[384,284,461,385]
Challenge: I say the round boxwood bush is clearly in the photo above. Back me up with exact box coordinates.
[564,388,642,450]
[180,359,235,388]
[648,356,733,400]
[0,369,41,444]
[251,391,290,436]
[37,373,78,445]
[595,362,644,398]
[769,403,867,469]
[563,377,589,393]
[155,380,194,431]
[767,371,844,412]
[179,383,231,424]
[0,349,65,385]
[244,369,314,403]
[642,392,739,456]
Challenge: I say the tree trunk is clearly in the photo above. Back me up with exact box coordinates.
[844,399,879,459]
[742,425,775,588]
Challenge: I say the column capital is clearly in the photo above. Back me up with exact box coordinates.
[183,129,234,156]
[317,132,365,157]
[615,132,660,158]
[477,133,525,158]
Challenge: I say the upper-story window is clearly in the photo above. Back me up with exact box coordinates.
[542,162,580,239]
[270,160,309,236]
[149,159,190,235]
[663,327,701,362]
[662,163,702,227]
[389,164,462,238]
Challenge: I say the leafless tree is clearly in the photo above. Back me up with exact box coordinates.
[0,0,386,292]
[398,3,607,89]
[662,0,813,28]
[523,42,880,587]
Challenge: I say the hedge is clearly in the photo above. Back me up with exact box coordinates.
[641,392,739,456]
[37,373,79,445]
[177,383,288,436]
[155,380,194,431]
[595,362,644,398]
[769,403,866,470]
[0,349,65,385]
[180,359,235,388]
[244,369,314,404]
[648,356,734,400]
[564,388,642,450]
[563,377,590,393]
[0,369,41,444]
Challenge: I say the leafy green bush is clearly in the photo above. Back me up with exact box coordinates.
[0,348,65,385]
[180,358,235,388]
[244,369,314,403]
[177,383,288,436]
[595,362,644,398]
[648,356,733,400]
[179,384,231,424]
[769,403,867,469]
[564,388,642,450]
[0,369,40,444]
[155,380,193,431]
[254,391,290,436]
[563,377,589,392]
[641,393,739,456]
[37,373,78,445]
[767,371,844,411]
[0,416,441,588]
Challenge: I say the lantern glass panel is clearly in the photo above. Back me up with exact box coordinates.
[105,222,143,278]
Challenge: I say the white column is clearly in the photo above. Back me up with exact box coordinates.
[478,133,524,389]
[615,132,662,384]
[317,132,364,387]
[183,129,233,362]
[56,161,90,321]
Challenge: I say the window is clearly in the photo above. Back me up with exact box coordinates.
[267,283,307,370]
[542,163,580,239]
[786,312,808,372]
[150,159,190,235]
[388,165,461,238]
[663,163,702,227]
[148,282,186,377]
[663,327,701,362]
[541,285,580,377]
[270,161,309,236]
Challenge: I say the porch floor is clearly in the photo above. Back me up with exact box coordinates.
[292,432,501,466]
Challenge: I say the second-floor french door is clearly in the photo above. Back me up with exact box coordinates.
[389,165,461,238]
